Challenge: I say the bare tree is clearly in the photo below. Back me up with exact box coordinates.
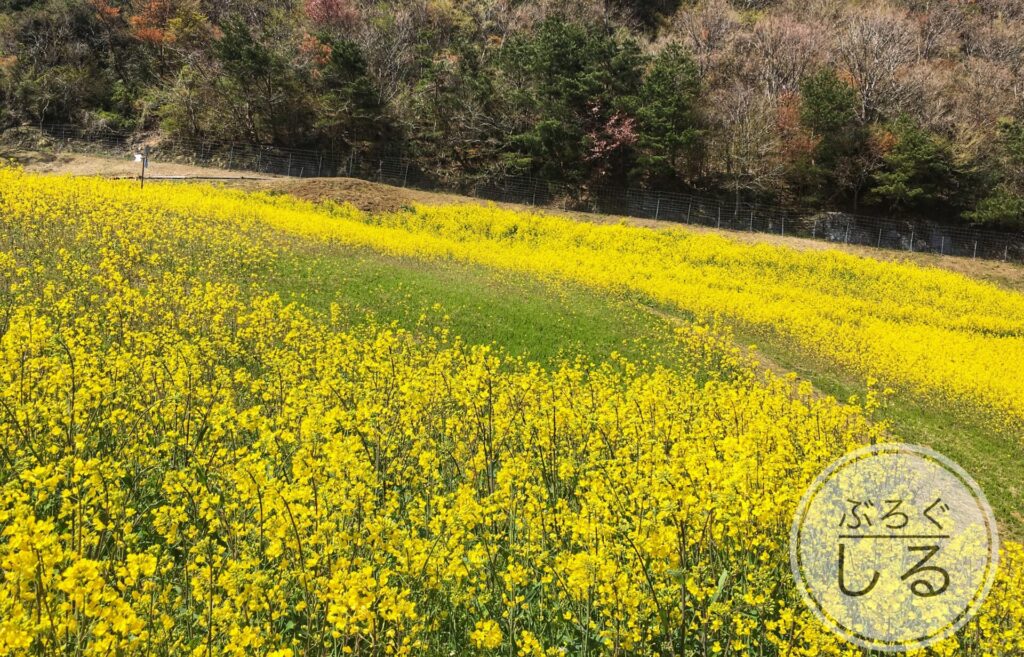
[779,0,846,26]
[744,15,824,96]
[669,0,741,83]
[354,3,426,107]
[899,62,957,135]
[834,4,921,122]
[900,0,967,60]
[949,58,1021,157]
[971,17,1024,70]
[966,15,1024,108]
[706,82,787,203]
[729,0,780,10]
[978,0,1024,22]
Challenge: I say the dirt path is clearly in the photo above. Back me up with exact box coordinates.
[3,149,278,180]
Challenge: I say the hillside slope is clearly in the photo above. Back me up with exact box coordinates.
[4,0,1024,226]
[2,168,1024,656]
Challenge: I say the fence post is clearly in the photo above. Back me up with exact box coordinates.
[877,226,883,248]
[844,221,850,244]
[256,150,262,173]
[717,206,721,229]
[228,144,234,170]
[812,218,817,239]
[749,210,754,232]
[655,197,661,220]
[940,236,945,255]
[318,154,324,177]
[781,214,785,237]
[686,202,692,224]
[908,228,914,252]
[403,162,411,188]
[287,153,292,177]
[973,241,978,259]
[139,145,148,188]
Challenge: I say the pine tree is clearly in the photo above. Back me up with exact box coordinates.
[635,42,702,183]
[870,117,957,212]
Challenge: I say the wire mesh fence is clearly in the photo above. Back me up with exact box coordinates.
[24,122,1024,264]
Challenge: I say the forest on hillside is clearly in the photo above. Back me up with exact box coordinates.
[2,0,1024,227]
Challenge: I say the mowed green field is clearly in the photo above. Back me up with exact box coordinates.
[261,220,1024,539]
[268,241,686,368]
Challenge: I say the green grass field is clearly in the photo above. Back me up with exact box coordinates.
[245,225,1024,540]
[257,225,1024,540]
[267,239,689,368]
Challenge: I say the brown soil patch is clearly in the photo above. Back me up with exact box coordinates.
[247,177,418,214]
[249,177,509,215]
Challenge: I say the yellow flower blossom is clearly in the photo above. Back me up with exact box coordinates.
[0,166,1020,657]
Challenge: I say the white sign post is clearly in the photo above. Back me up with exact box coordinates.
[135,146,149,187]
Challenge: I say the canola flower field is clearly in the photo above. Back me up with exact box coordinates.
[1,167,1023,656]
[279,201,1024,435]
